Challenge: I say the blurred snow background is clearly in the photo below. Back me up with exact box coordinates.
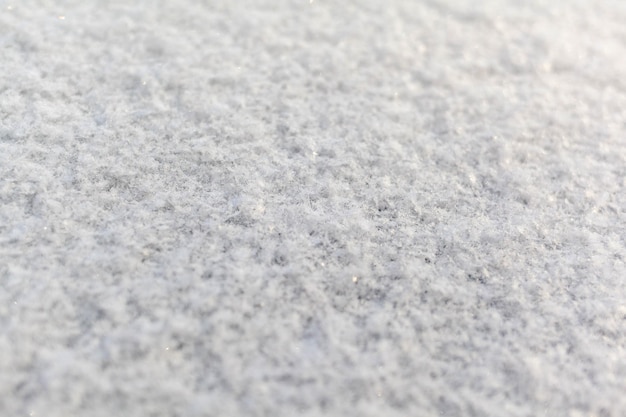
[1,0,625,416]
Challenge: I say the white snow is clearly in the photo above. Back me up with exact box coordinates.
[1,0,625,416]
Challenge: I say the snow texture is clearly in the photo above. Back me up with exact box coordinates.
[1,0,626,416]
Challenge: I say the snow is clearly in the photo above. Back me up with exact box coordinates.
[1,0,625,416]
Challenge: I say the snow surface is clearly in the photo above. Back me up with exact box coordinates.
[1,0,626,416]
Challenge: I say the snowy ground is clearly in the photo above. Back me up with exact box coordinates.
[1,0,625,416]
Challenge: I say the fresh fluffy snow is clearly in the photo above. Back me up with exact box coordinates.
[1,0,625,416]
